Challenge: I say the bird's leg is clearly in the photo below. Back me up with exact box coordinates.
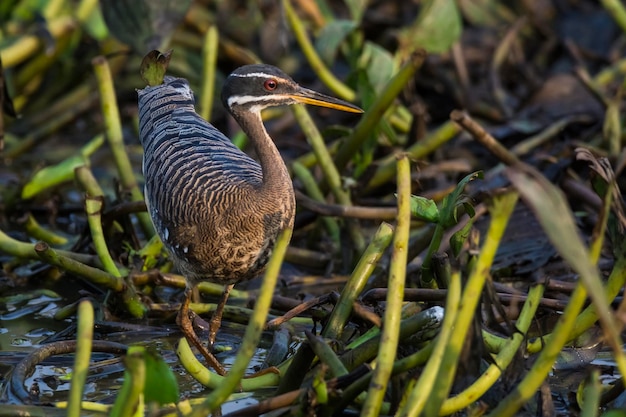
[177,287,227,376]
[208,284,235,350]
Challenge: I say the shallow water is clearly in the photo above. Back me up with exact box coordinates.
[0,276,277,412]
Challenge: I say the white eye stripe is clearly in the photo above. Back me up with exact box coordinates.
[229,72,278,79]
[227,94,292,108]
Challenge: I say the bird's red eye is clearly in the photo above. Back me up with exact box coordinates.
[264,79,278,91]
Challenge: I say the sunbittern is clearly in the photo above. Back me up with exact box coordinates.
[137,64,362,375]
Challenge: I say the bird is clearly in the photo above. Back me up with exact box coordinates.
[137,64,363,375]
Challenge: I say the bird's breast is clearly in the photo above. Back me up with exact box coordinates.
[157,194,294,285]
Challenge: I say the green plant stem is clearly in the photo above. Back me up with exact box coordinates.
[199,281,248,299]
[275,222,395,395]
[423,191,518,416]
[76,0,99,23]
[14,32,72,92]
[282,0,355,101]
[176,337,286,390]
[0,226,97,265]
[330,330,437,415]
[291,106,346,201]
[1,17,76,68]
[306,331,349,378]
[291,161,341,247]
[56,401,110,413]
[510,116,589,157]
[292,104,365,253]
[143,271,249,299]
[556,256,626,345]
[293,139,341,169]
[34,241,123,291]
[67,300,94,417]
[595,57,626,86]
[322,222,394,339]
[0,228,50,259]
[488,167,626,416]
[4,87,99,159]
[110,346,146,417]
[361,155,411,417]
[419,222,445,288]
[366,120,461,190]
[92,56,155,237]
[579,370,601,417]
[189,228,292,416]
[24,214,68,246]
[184,302,311,326]
[199,25,218,121]
[440,283,545,414]
[482,255,626,356]
[43,0,64,18]
[20,82,94,127]
[334,51,426,172]
[487,280,588,416]
[75,165,105,198]
[389,104,412,133]
[43,193,144,317]
[92,56,132,193]
[341,306,443,370]
[507,167,626,379]
[85,196,121,277]
[397,271,461,417]
[601,0,626,34]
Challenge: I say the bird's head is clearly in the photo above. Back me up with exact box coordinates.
[221,64,363,115]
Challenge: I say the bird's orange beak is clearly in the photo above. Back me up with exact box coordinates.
[290,88,363,113]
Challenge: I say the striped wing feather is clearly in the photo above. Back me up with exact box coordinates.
[138,78,273,283]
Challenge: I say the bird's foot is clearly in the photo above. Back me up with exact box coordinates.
[177,289,227,376]
[207,284,235,351]
[207,315,220,351]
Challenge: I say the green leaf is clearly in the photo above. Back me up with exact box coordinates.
[603,98,621,155]
[135,234,165,270]
[140,49,172,87]
[343,0,368,21]
[399,0,462,54]
[439,171,483,227]
[316,20,358,65]
[100,0,192,51]
[409,195,440,223]
[457,0,515,27]
[353,147,374,178]
[462,201,476,219]
[351,68,378,176]
[360,41,396,94]
[450,218,473,257]
[143,348,179,405]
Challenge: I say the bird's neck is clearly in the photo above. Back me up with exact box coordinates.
[230,109,292,193]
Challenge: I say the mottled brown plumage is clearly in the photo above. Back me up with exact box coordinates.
[137,64,362,374]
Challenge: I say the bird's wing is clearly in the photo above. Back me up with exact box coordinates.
[143,108,263,245]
